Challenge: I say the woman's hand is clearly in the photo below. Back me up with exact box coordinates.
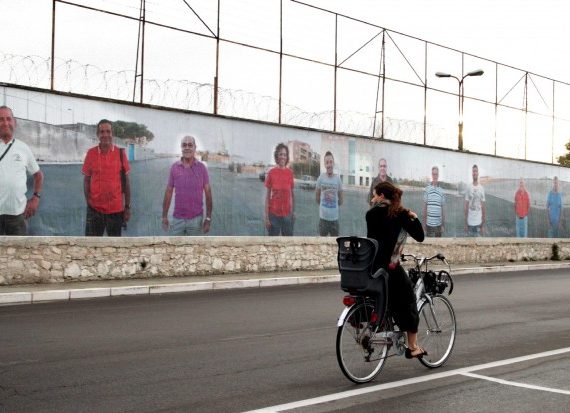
[408,210,418,220]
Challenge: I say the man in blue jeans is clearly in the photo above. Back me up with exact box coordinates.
[315,151,343,236]
[546,176,563,238]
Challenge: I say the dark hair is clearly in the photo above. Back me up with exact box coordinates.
[274,143,289,164]
[97,119,113,134]
[324,150,334,160]
[374,181,404,218]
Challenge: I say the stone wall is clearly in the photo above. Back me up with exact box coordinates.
[1,236,570,286]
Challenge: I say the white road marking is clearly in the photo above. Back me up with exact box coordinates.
[244,347,570,412]
[461,372,570,395]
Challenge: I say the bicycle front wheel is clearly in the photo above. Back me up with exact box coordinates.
[417,295,456,368]
[336,302,389,383]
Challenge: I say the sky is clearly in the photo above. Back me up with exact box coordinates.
[1,0,570,162]
[2,0,569,82]
[304,0,570,83]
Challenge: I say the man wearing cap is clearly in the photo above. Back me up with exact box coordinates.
[82,119,131,236]
[0,106,43,235]
[162,135,212,235]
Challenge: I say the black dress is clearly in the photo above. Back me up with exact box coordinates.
[366,203,425,332]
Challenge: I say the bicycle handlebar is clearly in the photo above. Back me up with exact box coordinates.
[400,253,446,263]
[401,252,454,295]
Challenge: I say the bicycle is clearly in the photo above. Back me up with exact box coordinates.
[335,236,456,383]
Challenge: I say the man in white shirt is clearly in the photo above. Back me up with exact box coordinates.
[464,164,486,236]
[315,151,343,236]
[0,106,43,235]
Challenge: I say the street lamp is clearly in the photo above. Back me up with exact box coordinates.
[435,69,484,151]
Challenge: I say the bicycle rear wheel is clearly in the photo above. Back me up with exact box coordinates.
[417,295,456,368]
[336,302,389,383]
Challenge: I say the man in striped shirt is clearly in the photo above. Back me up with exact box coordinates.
[422,166,445,237]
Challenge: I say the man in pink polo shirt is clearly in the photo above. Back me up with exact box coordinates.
[82,119,131,236]
[162,135,212,235]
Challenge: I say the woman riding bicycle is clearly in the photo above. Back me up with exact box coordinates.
[366,181,426,359]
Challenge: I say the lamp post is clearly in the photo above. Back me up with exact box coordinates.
[435,69,484,151]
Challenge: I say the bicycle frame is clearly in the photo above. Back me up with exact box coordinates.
[336,248,457,382]
[338,253,453,327]
[336,296,407,357]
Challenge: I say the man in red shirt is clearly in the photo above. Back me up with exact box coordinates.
[514,177,530,237]
[82,119,131,236]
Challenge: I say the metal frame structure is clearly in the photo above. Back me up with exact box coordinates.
[30,0,570,163]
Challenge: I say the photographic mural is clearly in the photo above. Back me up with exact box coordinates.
[3,85,570,238]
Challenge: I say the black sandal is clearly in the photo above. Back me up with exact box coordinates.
[405,346,428,359]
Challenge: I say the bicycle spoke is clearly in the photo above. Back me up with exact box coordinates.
[336,303,389,383]
[418,295,456,368]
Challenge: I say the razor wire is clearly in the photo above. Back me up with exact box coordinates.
[0,52,450,145]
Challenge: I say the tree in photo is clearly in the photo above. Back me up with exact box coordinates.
[112,120,155,144]
[557,139,570,166]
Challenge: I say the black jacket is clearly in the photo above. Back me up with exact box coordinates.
[366,204,425,272]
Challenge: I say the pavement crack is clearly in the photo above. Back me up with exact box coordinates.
[0,382,21,400]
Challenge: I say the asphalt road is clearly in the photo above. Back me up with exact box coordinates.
[1,269,569,412]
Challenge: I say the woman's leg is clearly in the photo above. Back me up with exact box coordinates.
[406,331,425,355]
[405,331,426,357]
[388,265,419,331]
[388,265,425,356]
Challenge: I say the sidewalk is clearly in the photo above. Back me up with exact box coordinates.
[1,260,569,306]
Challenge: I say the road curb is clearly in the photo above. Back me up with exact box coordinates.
[1,262,569,306]
[453,262,570,275]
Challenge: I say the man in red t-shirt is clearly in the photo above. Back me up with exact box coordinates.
[514,177,530,237]
[82,119,131,236]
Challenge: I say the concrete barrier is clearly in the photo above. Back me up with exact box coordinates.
[1,236,569,286]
